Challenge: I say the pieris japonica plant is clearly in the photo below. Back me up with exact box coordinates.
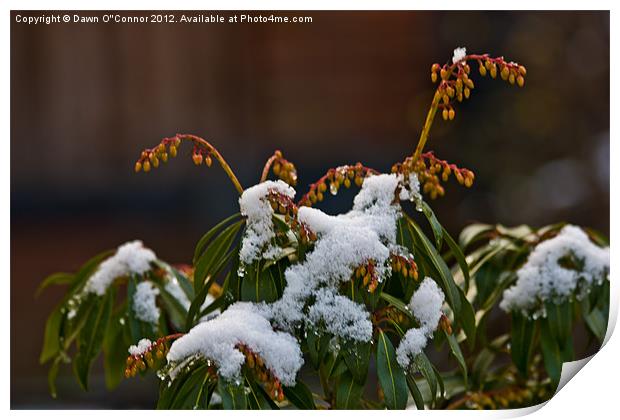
[39,47,607,410]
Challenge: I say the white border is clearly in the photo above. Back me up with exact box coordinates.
[4,1,617,418]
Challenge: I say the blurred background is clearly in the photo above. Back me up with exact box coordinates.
[11,11,609,408]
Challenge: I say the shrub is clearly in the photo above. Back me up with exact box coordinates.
[38,47,609,409]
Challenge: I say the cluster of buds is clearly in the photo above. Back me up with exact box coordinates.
[134,136,181,173]
[390,254,419,281]
[125,339,167,378]
[461,387,534,410]
[353,259,380,293]
[439,313,453,335]
[430,53,526,122]
[265,150,298,186]
[267,189,317,244]
[393,152,475,200]
[298,164,379,207]
[237,344,284,402]
[191,144,214,168]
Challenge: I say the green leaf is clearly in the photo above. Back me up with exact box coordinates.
[193,213,242,264]
[442,227,470,292]
[545,300,573,353]
[40,305,64,364]
[194,220,244,292]
[420,201,443,250]
[407,217,461,316]
[376,330,408,409]
[240,262,279,303]
[245,374,275,410]
[443,331,468,387]
[413,352,437,405]
[282,381,316,409]
[336,372,364,409]
[540,317,563,389]
[170,364,211,409]
[342,340,371,383]
[457,286,476,347]
[73,289,114,390]
[36,272,74,297]
[406,373,425,410]
[510,312,536,377]
[47,356,63,398]
[218,379,248,409]
[584,307,607,343]
[459,223,493,250]
[103,309,129,390]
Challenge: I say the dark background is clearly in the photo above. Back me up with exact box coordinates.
[11,11,609,408]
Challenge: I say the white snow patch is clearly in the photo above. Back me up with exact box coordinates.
[452,47,467,64]
[128,338,153,355]
[84,240,156,295]
[133,281,161,326]
[396,277,445,369]
[500,225,610,317]
[167,302,303,386]
[239,180,295,265]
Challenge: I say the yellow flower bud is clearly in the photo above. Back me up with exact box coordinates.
[143,161,151,172]
[508,73,515,85]
[205,155,213,167]
[169,145,177,157]
[442,108,449,120]
[464,87,470,99]
[500,66,510,80]
[193,153,203,165]
[517,75,525,87]
[134,162,142,173]
[431,72,437,83]
[479,64,487,76]
[448,109,455,120]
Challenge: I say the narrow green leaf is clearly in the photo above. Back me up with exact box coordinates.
[336,372,364,409]
[218,379,248,409]
[584,307,607,343]
[406,373,425,409]
[420,201,443,250]
[342,340,371,383]
[459,223,493,250]
[442,227,470,292]
[413,352,437,405]
[47,356,62,398]
[240,262,278,303]
[40,305,64,364]
[73,290,114,390]
[376,330,408,409]
[539,317,563,389]
[282,380,316,409]
[510,312,535,377]
[443,331,468,387]
[36,272,74,297]
[193,213,242,264]
[103,309,129,390]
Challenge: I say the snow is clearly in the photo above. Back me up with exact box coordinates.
[396,277,445,369]
[500,225,610,317]
[271,174,403,339]
[452,47,467,64]
[128,338,153,356]
[84,240,156,295]
[307,289,373,342]
[167,302,303,386]
[409,277,445,331]
[238,180,296,265]
[168,172,427,384]
[132,281,161,326]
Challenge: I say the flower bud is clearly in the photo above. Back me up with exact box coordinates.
[448,109,455,120]
[464,87,470,99]
[143,161,151,172]
[169,145,177,157]
[479,64,487,76]
[193,153,203,165]
[431,72,437,83]
[500,66,510,80]
[517,75,525,87]
[518,65,527,76]
[205,155,213,167]
[134,162,142,173]
[442,109,449,120]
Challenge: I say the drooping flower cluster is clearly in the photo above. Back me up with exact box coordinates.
[500,225,610,317]
[84,240,156,295]
[396,277,445,369]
